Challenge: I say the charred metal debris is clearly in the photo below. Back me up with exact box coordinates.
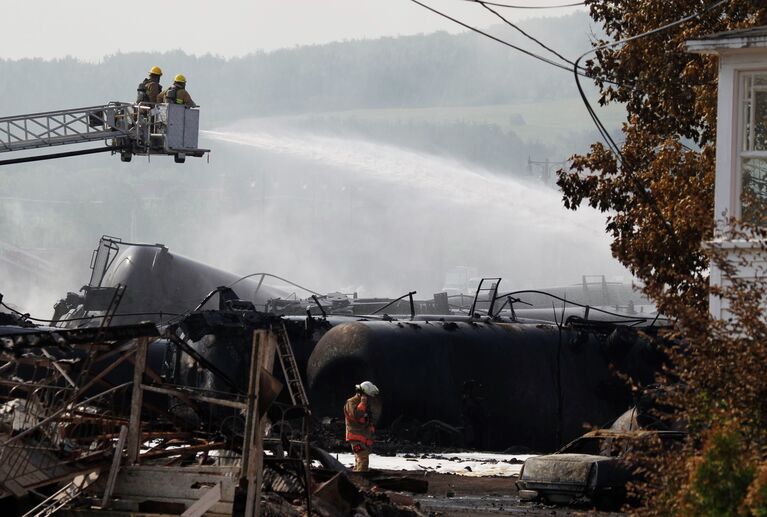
[0,237,673,515]
[0,300,426,516]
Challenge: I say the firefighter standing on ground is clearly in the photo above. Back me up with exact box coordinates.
[344,381,380,472]
[137,66,163,103]
[158,74,197,107]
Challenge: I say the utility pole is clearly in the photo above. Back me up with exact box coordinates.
[527,156,568,185]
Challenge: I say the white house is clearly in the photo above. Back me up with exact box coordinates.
[687,27,767,318]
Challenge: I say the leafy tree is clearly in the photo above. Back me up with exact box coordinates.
[558,0,766,316]
[560,1,767,514]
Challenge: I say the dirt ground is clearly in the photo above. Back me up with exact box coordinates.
[377,470,626,516]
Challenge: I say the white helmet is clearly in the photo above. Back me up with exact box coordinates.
[356,381,380,397]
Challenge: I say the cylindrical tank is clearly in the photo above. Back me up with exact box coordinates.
[307,320,654,452]
[87,243,286,326]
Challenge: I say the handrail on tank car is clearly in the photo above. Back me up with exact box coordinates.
[226,272,322,297]
[493,289,661,325]
[370,291,417,319]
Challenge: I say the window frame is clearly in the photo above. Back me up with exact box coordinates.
[737,70,767,225]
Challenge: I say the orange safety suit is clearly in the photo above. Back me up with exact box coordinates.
[344,394,375,471]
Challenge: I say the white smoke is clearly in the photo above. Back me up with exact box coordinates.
[0,123,629,317]
[187,123,628,298]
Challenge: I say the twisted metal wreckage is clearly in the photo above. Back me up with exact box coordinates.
[0,236,670,515]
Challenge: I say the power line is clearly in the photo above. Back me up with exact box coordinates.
[475,0,576,66]
[573,0,730,162]
[571,0,730,242]
[415,0,730,248]
[463,0,584,8]
[409,0,591,77]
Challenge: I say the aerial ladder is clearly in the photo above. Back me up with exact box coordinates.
[0,101,209,166]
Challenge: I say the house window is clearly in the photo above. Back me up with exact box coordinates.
[740,71,767,226]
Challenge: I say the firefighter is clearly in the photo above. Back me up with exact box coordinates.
[344,381,379,472]
[158,74,197,107]
[137,66,163,103]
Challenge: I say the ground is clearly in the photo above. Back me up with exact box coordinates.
[333,451,625,515]
[407,470,623,516]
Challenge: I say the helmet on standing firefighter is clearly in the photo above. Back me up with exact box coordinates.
[356,381,380,397]
[174,74,187,84]
[149,66,163,76]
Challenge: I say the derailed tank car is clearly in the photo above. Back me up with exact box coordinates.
[307,319,663,452]
[53,236,287,327]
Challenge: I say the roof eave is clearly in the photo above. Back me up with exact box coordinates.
[686,37,767,54]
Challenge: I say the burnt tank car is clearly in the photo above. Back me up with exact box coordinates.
[54,236,287,328]
[307,319,662,452]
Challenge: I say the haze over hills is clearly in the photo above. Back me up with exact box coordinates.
[0,12,621,171]
[1,14,597,115]
[0,13,630,317]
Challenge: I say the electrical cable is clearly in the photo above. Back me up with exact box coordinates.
[462,0,584,7]
[417,0,725,180]
[475,0,577,66]
[574,0,730,159]
[409,0,592,77]
[570,0,730,241]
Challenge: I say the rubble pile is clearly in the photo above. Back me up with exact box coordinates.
[0,310,431,517]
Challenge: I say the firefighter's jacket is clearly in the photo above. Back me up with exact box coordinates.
[344,394,375,446]
[137,78,161,103]
[158,85,197,107]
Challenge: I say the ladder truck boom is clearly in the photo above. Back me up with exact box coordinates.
[0,102,209,166]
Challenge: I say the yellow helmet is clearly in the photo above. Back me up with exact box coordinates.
[149,66,163,76]
[174,74,187,84]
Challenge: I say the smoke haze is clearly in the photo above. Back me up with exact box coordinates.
[0,14,630,317]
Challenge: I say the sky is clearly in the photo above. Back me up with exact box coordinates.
[0,0,585,61]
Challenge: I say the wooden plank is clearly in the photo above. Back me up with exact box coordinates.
[117,464,239,475]
[180,482,222,517]
[113,497,233,516]
[252,338,268,515]
[264,330,277,374]
[126,337,148,464]
[139,441,227,461]
[244,330,265,517]
[112,465,238,502]
[139,384,246,410]
[3,478,27,498]
[241,331,265,469]
[101,425,127,508]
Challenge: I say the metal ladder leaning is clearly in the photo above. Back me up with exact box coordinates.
[271,321,314,517]
[272,321,309,408]
[101,283,126,327]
